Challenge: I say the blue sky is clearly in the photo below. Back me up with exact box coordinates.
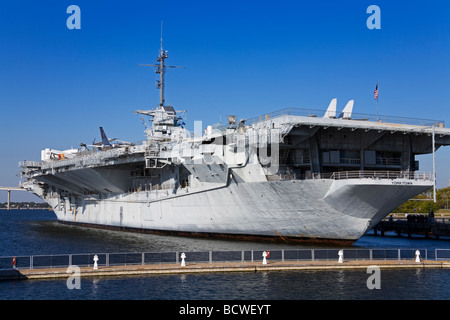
[1,0,449,202]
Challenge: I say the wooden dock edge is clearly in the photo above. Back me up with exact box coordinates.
[1,260,450,281]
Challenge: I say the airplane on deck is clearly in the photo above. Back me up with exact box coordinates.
[81,127,134,150]
[323,98,354,119]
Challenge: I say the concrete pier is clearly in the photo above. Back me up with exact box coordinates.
[0,187,26,210]
[374,216,450,239]
[1,259,449,281]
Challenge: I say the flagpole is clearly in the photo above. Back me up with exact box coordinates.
[377,97,379,121]
[375,82,379,121]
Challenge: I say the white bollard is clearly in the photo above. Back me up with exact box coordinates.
[338,250,344,264]
[93,254,99,270]
[262,251,268,265]
[415,250,421,263]
[180,252,186,267]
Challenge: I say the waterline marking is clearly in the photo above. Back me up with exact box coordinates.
[189,120,280,175]
[366,265,381,289]
[66,5,81,30]
[366,5,381,30]
[66,265,81,289]
[179,304,271,317]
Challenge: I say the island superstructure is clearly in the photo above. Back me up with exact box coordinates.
[19,44,450,243]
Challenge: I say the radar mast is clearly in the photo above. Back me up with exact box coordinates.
[135,24,186,132]
[138,22,184,108]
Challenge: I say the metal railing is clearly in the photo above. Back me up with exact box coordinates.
[245,107,445,128]
[272,170,433,182]
[0,248,440,271]
[329,170,432,181]
[19,145,147,176]
[435,249,450,260]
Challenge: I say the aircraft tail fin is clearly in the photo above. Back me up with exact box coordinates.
[338,100,354,119]
[323,98,337,118]
[99,127,111,146]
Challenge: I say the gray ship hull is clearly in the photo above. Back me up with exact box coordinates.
[19,46,450,244]
[40,177,432,243]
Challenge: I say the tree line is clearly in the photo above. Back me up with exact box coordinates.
[0,202,50,209]
[392,187,450,213]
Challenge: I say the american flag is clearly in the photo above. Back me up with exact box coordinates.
[374,84,378,100]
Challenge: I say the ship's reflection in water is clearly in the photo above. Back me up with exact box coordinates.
[1,210,450,300]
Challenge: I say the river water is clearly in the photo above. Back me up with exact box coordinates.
[0,210,449,301]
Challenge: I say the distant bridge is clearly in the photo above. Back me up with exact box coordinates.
[0,187,27,210]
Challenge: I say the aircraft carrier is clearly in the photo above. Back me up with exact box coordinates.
[19,44,450,244]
